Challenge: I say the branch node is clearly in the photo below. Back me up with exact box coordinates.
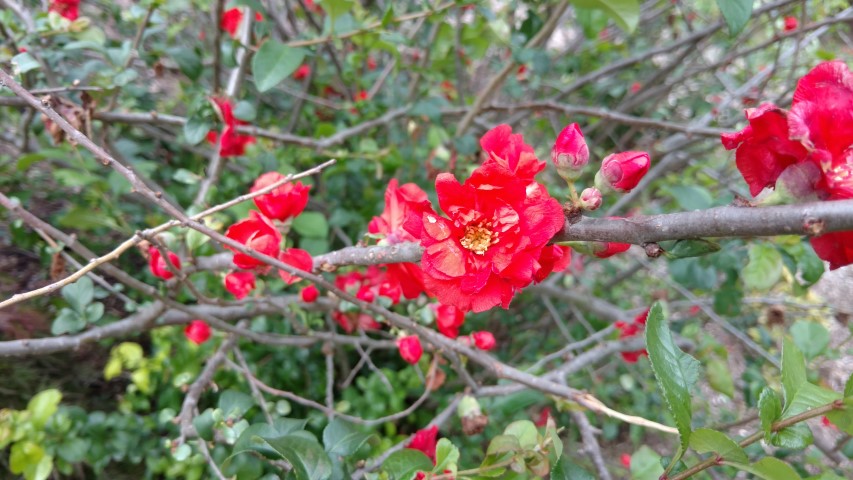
[804,217,825,236]
[643,242,663,258]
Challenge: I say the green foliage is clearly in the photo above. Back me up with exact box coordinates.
[252,40,307,92]
[716,0,754,35]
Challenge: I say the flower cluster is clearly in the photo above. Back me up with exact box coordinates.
[722,61,853,269]
[614,308,649,363]
[206,97,257,158]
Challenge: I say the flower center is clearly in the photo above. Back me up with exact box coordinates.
[460,223,495,255]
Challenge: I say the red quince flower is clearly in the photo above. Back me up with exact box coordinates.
[615,309,649,363]
[472,331,496,351]
[149,246,181,280]
[304,0,324,14]
[354,90,369,102]
[224,271,256,299]
[333,311,381,333]
[278,248,313,285]
[221,8,263,38]
[184,320,211,345]
[811,231,853,271]
[552,123,590,181]
[397,335,423,365]
[250,172,310,222]
[533,245,572,283]
[206,97,257,157]
[49,0,79,21]
[534,406,551,427]
[474,124,544,182]
[367,56,377,71]
[783,16,798,32]
[300,284,319,302]
[224,211,282,270]
[629,82,642,94]
[621,453,632,469]
[293,64,311,80]
[432,304,465,339]
[596,151,651,193]
[634,308,650,325]
[408,425,438,463]
[594,241,631,258]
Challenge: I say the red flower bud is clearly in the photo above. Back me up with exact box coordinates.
[397,335,423,365]
[579,187,602,211]
[472,331,496,351]
[149,246,181,280]
[250,172,310,222]
[629,82,642,94]
[596,151,650,193]
[300,284,319,303]
[551,123,589,180]
[277,248,313,285]
[184,320,211,345]
[783,16,798,32]
[224,271,256,299]
[408,425,438,463]
[433,304,465,339]
[293,64,311,80]
[594,242,631,258]
[367,56,377,71]
[621,453,632,469]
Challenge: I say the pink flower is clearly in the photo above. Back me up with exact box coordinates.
[783,16,798,32]
[224,271,256,299]
[49,0,79,20]
[293,64,311,80]
[184,320,211,345]
[472,331,496,351]
[277,248,313,285]
[250,172,310,222]
[149,246,181,280]
[224,211,282,270]
[579,187,602,211]
[407,425,438,463]
[433,304,465,339]
[300,284,319,302]
[397,335,423,365]
[596,151,651,193]
[551,123,590,180]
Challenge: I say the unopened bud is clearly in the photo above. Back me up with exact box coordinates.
[551,123,589,181]
[579,187,602,211]
[595,151,650,193]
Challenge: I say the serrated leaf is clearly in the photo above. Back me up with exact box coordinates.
[382,449,433,480]
[219,390,254,421]
[724,457,801,480]
[259,434,333,480]
[758,387,781,440]
[550,456,595,480]
[782,338,807,410]
[485,435,521,457]
[571,0,640,32]
[706,358,734,398]
[742,243,782,290]
[230,419,309,461]
[433,438,459,474]
[790,321,829,360]
[503,420,538,450]
[716,0,754,35]
[689,428,747,463]
[630,445,664,480]
[252,40,307,92]
[645,302,699,462]
[771,423,812,449]
[322,418,372,457]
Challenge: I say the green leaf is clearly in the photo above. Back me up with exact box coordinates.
[12,52,40,74]
[688,428,747,463]
[550,456,595,480]
[27,389,62,430]
[184,114,211,145]
[645,302,699,461]
[630,445,664,480]
[433,438,459,473]
[757,387,781,440]
[292,212,329,238]
[84,302,104,323]
[666,185,713,211]
[742,243,782,290]
[322,418,372,456]
[259,434,333,480]
[716,0,754,35]
[231,419,309,460]
[663,239,721,259]
[193,409,216,442]
[782,383,839,419]
[782,338,807,410]
[503,420,539,450]
[485,434,521,457]
[51,309,86,335]
[706,358,735,398]
[571,0,640,32]
[320,0,354,25]
[10,441,52,480]
[219,390,254,421]
[186,228,210,252]
[771,423,812,449]
[724,457,801,480]
[844,372,853,398]
[62,276,94,313]
[252,40,307,92]
[790,321,829,360]
[381,449,433,480]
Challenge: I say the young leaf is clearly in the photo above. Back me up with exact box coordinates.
[706,358,735,398]
[27,389,62,430]
[771,423,813,449]
[259,434,333,480]
[62,276,94,313]
[252,40,306,92]
[570,0,640,32]
[382,449,433,480]
[433,438,459,474]
[322,418,372,457]
[790,321,830,360]
[742,243,783,290]
[645,302,700,461]
[716,0,754,35]
[757,387,781,440]
[689,428,748,463]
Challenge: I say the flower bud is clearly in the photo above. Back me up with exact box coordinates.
[224,271,256,299]
[595,151,650,193]
[551,123,589,181]
[300,284,319,303]
[184,320,211,345]
[579,187,602,211]
[149,246,181,280]
[397,335,422,364]
[472,331,496,351]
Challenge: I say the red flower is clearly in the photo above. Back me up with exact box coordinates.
[304,0,323,14]
[533,245,572,283]
[250,172,310,222]
[221,8,263,38]
[397,335,423,364]
[300,284,319,302]
[293,64,311,80]
[224,271,256,299]
[534,407,551,427]
[184,320,211,345]
[579,187,602,211]
[621,453,632,469]
[224,211,282,270]
[367,56,378,71]
[629,82,642,94]
[634,308,650,326]
[149,246,181,280]
[722,61,853,268]
[615,309,649,363]
[596,151,651,193]
[408,425,438,463]
[433,304,465,339]
[821,416,837,429]
[206,97,257,157]
[594,242,631,258]
[408,127,564,312]
[277,248,313,285]
[332,311,381,333]
[472,331,496,351]
[783,16,798,32]
[354,90,369,102]
[552,123,589,180]
[49,0,79,20]
[516,64,528,81]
